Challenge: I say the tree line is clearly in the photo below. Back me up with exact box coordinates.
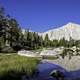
[0,7,80,53]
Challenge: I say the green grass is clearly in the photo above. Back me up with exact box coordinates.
[0,54,40,80]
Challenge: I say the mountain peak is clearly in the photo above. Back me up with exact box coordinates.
[67,22,75,25]
[63,22,80,29]
[66,22,78,26]
[40,22,80,40]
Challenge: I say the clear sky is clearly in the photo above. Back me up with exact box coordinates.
[0,0,80,32]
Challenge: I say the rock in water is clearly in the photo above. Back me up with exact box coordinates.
[50,70,65,80]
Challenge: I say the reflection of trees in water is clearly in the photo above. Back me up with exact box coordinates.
[60,48,75,60]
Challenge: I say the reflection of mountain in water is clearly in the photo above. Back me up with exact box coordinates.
[32,62,80,80]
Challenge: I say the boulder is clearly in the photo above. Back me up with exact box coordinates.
[18,49,35,57]
[50,70,65,80]
[40,48,63,57]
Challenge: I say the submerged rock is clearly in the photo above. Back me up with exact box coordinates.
[50,70,65,80]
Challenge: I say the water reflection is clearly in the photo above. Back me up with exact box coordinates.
[32,62,80,80]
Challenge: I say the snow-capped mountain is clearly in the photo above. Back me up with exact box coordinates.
[39,22,80,40]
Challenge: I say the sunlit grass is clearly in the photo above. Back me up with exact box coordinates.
[0,54,40,80]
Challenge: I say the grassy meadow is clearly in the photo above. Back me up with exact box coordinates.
[0,54,40,80]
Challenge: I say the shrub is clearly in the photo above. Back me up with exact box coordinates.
[12,44,23,51]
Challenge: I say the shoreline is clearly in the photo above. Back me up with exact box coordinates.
[41,56,80,71]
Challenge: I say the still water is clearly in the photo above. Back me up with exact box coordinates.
[31,62,80,80]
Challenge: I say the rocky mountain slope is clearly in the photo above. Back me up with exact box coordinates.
[39,22,80,40]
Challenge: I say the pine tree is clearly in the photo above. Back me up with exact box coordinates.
[44,34,50,47]
[68,37,75,47]
[0,6,21,49]
[52,39,58,47]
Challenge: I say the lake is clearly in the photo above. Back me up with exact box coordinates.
[31,62,80,80]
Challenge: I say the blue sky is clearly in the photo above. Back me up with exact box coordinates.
[0,0,80,32]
